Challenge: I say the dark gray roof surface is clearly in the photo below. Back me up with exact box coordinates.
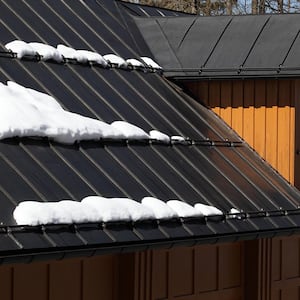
[133,14,300,79]
[0,0,300,263]
[117,0,191,17]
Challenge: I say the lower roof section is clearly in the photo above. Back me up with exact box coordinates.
[0,137,300,263]
[2,212,300,264]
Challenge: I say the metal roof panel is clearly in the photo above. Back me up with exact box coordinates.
[0,0,300,261]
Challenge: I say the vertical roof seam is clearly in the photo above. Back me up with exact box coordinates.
[155,18,185,71]
[239,16,271,68]
[19,143,77,200]
[49,143,101,196]
[202,16,234,68]
[177,17,197,50]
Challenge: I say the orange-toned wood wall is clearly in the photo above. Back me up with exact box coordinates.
[135,242,244,300]
[183,79,296,184]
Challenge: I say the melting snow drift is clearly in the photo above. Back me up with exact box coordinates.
[5,40,163,71]
[13,196,224,225]
[0,81,172,144]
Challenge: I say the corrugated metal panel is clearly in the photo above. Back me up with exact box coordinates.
[0,0,300,262]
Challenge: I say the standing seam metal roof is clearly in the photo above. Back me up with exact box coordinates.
[0,0,300,263]
[132,13,300,79]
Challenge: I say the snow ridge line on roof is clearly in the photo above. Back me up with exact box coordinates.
[13,195,297,228]
[13,196,225,226]
[0,81,191,144]
[0,80,242,146]
[3,40,163,73]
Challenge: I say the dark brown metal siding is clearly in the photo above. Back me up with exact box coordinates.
[183,79,296,184]
[135,243,244,300]
[271,236,300,300]
[0,255,124,300]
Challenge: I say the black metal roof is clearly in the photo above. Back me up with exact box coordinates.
[0,0,300,263]
[133,13,300,79]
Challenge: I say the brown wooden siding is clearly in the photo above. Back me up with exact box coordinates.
[270,236,300,300]
[183,79,296,184]
[0,254,134,300]
[135,242,244,300]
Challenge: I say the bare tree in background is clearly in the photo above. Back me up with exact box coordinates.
[122,0,300,14]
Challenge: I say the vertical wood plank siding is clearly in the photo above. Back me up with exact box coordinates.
[270,236,300,300]
[135,242,244,300]
[183,79,296,184]
[0,255,123,300]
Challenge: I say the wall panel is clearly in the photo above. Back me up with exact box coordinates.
[271,236,300,300]
[0,254,124,300]
[183,79,296,184]
[82,255,118,300]
[0,265,13,300]
[148,242,244,300]
[14,263,48,300]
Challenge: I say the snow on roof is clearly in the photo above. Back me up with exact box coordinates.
[0,81,176,144]
[171,135,186,143]
[28,42,63,62]
[5,40,36,59]
[149,130,170,143]
[140,57,162,70]
[82,196,155,222]
[76,50,108,66]
[13,197,224,225]
[0,81,128,143]
[141,197,178,219]
[126,58,145,68]
[194,203,223,216]
[5,40,163,72]
[57,44,108,66]
[167,200,202,217]
[103,54,127,67]
[111,121,149,139]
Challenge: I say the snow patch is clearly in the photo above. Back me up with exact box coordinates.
[228,208,243,219]
[111,121,149,139]
[140,57,162,70]
[167,200,202,218]
[230,208,241,214]
[103,54,127,67]
[142,197,178,219]
[13,196,228,225]
[5,40,36,59]
[5,40,163,73]
[126,58,145,68]
[194,203,223,216]
[57,45,107,66]
[29,42,63,62]
[13,200,100,225]
[76,50,107,66]
[82,196,155,222]
[0,81,162,143]
[57,44,87,62]
[149,130,170,143]
[171,135,186,143]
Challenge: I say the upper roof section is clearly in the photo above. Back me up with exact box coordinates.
[134,14,300,79]
[118,0,191,17]
[0,0,153,59]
